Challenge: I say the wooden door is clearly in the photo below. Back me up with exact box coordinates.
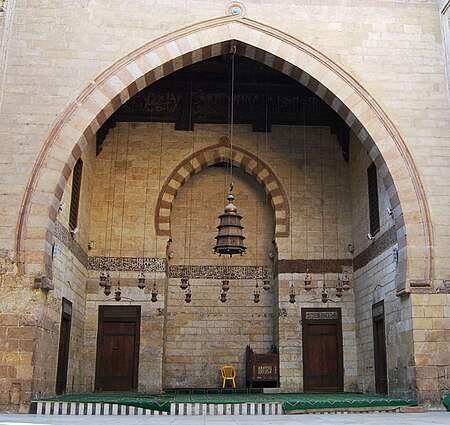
[302,308,343,392]
[373,301,388,394]
[56,298,72,395]
[95,306,141,392]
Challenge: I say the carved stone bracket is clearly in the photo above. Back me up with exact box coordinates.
[33,275,54,291]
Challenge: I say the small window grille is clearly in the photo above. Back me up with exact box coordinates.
[69,159,83,230]
[367,162,380,236]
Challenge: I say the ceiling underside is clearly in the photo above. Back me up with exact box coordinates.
[97,55,350,161]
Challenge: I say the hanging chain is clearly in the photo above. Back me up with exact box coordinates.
[229,44,237,192]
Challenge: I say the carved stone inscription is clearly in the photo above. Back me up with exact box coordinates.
[305,311,338,320]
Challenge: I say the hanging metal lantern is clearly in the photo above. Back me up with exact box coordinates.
[151,281,158,302]
[221,279,230,292]
[304,273,312,292]
[289,281,296,304]
[321,282,328,303]
[99,270,109,288]
[213,193,246,257]
[180,277,189,290]
[115,288,122,302]
[342,273,350,291]
[253,282,261,303]
[137,272,146,290]
[185,286,192,303]
[336,278,343,298]
[104,284,112,296]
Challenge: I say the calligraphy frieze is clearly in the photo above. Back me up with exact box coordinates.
[88,256,166,272]
[305,311,338,320]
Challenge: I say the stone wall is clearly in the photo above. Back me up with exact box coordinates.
[0,258,37,413]
[412,292,450,408]
[0,0,449,411]
[82,122,356,391]
[349,132,415,397]
[28,137,97,398]
[1,1,449,270]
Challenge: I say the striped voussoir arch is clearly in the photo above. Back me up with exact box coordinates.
[155,139,289,238]
[17,16,431,292]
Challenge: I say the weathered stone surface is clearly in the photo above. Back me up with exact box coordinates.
[1,0,450,412]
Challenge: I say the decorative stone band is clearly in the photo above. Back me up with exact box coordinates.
[169,265,270,279]
[88,257,270,280]
[87,258,360,278]
[54,220,88,268]
[353,226,397,271]
[88,256,166,272]
[305,311,338,320]
[275,259,353,274]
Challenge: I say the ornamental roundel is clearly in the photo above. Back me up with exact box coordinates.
[226,2,246,17]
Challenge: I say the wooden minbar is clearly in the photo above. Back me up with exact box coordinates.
[245,344,279,388]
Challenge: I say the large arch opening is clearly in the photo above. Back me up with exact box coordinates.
[16,15,434,399]
[16,17,432,294]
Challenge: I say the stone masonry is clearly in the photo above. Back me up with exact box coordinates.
[0,0,449,412]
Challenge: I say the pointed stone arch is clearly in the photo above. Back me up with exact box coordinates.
[156,139,289,238]
[16,15,433,293]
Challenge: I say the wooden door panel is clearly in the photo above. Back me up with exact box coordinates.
[101,322,137,391]
[95,306,141,392]
[373,301,388,394]
[56,299,72,395]
[302,309,343,392]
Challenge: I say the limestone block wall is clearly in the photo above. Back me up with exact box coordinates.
[0,130,96,410]
[88,122,351,261]
[29,138,96,398]
[0,1,449,272]
[441,0,450,100]
[84,275,166,393]
[349,133,414,397]
[412,292,450,407]
[0,0,449,410]
[164,165,275,388]
[84,122,354,390]
[277,274,357,392]
[0,258,39,413]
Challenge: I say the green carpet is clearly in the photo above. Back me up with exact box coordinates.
[36,391,418,413]
[444,393,450,411]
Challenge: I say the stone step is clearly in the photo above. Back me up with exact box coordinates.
[32,401,284,416]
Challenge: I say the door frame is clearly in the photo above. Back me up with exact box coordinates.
[372,301,388,394]
[56,298,72,395]
[95,305,141,392]
[301,308,344,392]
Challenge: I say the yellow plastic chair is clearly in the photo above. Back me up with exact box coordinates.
[220,365,237,389]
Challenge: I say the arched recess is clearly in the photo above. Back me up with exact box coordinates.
[156,139,289,238]
[16,14,433,293]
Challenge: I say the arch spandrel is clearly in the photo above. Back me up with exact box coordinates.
[17,16,432,293]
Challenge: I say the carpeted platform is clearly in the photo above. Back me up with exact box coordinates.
[444,393,450,411]
[34,391,418,414]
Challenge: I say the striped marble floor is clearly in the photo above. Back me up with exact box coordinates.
[33,401,283,416]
